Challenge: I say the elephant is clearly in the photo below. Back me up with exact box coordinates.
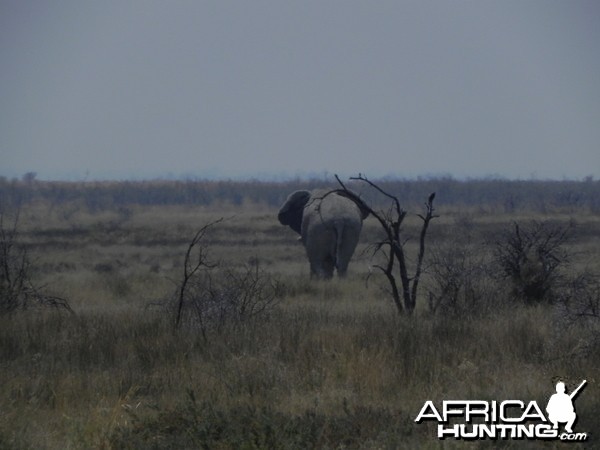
[278,189,370,278]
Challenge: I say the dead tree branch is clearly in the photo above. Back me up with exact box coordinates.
[1,210,73,314]
[175,218,223,329]
[335,174,438,315]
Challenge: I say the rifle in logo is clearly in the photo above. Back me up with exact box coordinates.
[570,380,587,400]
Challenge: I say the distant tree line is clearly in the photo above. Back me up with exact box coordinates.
[0,176,598,213]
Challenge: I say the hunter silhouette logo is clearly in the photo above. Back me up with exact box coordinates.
[546,380,586,434]
[415,379,588,442]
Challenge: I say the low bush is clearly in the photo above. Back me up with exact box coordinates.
[0,211,72,314]
[494,220,572,303]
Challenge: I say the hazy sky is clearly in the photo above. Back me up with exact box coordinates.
[2,1,599,181]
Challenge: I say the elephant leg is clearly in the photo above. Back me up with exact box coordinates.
[335,223,361,277]
[309,254,335,279]
[322,255,335,279]
[306,227,336,279]
[336,258,350,277]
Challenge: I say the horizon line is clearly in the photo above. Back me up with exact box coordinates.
[1,171,597,184]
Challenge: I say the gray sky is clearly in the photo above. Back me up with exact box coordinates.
[2,1,599,181]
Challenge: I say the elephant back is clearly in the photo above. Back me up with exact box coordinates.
[312,190,367,224]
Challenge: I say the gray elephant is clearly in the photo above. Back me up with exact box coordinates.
[278,189,369,278]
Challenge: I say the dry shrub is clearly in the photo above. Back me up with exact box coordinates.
[173,220,281,340]
[179,264,281,338]
[494,220,571,303]
[556,273,600,357]
[427,243,499,316]
[0,211,72,314]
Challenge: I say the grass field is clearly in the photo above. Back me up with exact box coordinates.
[1,182,599,449]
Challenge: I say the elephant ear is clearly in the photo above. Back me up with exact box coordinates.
[335,190,370,220]
[278,190,311,235]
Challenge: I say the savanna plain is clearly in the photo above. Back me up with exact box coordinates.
[0,178,599,449]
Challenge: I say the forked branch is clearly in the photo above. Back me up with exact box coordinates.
[175,218,223,328]
[335,174,438,314]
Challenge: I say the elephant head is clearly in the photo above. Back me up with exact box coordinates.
[278,189,369,278]
[277,190,311,235]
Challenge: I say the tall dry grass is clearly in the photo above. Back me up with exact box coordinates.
[1,286,598,448]
[0,197,598,448]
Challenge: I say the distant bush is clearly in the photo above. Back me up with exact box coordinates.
[493,220,572,303]
[1,176,598,213]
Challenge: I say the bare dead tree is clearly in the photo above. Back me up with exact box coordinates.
[0,211,73,314]
[0,211,26,312]
[175,218,223,329]
[334,174,438,315]
[174,218,280,340]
